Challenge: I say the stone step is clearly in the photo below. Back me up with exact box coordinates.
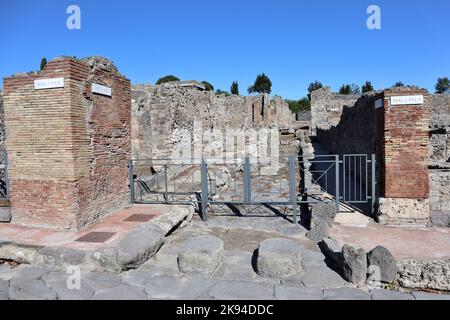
[0,207,11,223]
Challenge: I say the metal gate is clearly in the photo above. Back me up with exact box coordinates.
[128,154,376,223]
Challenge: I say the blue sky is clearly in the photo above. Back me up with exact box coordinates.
[0,0,449,99]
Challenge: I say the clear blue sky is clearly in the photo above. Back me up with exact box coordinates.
[0,0,449,99]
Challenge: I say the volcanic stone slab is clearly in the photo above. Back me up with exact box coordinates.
[117,223,165,270]
[324,287,371,300]
[9,279,57,300]
[207,281,274,300]
[178,236,224,275]
[256,238,302,279]
[274,285,323,300]
[342,245,367,286]
[51,280,95,300]
[367,246,398,284]
[412,291,450,300]
[0,279,8,300]
[306,221,330,243]
[301,265,347,288]
[83,272,122,292]
[370,289,414,300]
[91,284,147,300]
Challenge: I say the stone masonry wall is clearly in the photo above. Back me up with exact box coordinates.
[429,94,450,227]
[131,83,294,161]
[3,57,131,230]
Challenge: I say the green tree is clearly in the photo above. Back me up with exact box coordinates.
[156,75,180,85]
[361,81,374,93]
[287,97,310,113]
[393,81,405,88]
[215,89,230,96]
[248,73,272,94]
[201,81,214,91]
[40,57,47,71]
[339,84,352,95]
[350,83,361,95]
[307,81,323,94]
[435,77,449,94]
[230,81,239,95]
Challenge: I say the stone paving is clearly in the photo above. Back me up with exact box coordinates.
[0,215,449,300]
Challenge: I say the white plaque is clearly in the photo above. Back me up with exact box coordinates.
[34,77,64,90]
[375,99,383,109]
[92,83,112,97]
[391,95,423,106]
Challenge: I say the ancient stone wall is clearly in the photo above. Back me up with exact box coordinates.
[3,57,131,230]
[131,83,294,161]
[428,94,450,227]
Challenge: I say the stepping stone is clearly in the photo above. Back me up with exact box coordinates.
[207,281,274,300]
[0,279,9,300]
[178,236,224,275]
[370,289,414,300]
[274,285,323,300]
[117,224,165,270]
[256,238,302,279]
[91,284,147,300]
[11,265,50,280]
[367,246,398,284]
[342,245,367,287]
[324,287,371,300]
[9,279,57,300]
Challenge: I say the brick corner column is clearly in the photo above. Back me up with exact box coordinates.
[377,87,430,225]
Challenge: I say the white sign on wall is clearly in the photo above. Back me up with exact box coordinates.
[391,95,424,106]
[92,83,112,97]
[34,77,65,90]
[375,99,383,109]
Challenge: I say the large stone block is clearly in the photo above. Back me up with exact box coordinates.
[178,235,224,275]
[367,246,398,284]
[256,238,302,279]
[377,198,430,226]
[117,223,165,270]
[341,244,367,287]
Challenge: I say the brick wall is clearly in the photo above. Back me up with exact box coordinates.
[382,88,430,199]
[3,57,131,230]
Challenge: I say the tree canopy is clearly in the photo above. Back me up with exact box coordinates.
[307,81,323,94]
[435,77,449,94]
[201,81,214,91]
[287,97,311,113]
[248,73,272,94]
[361,81,374,93]
[40,57,47,71]
[230,81,239,95]
[156,75,180,85]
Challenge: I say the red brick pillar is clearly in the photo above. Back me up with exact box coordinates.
[3,57,131,230]
[376,88,430,225]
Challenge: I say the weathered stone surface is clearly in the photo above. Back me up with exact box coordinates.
[51,280,94,300]
[143,275,184,299]
[0,207,11,223]
[91,284,147,300]
[207,281,274,300]
[301,265,347,288]
[256,238,302,279]
[151,206,194,235]
[122,270,157,287]
[11,265,50,280]
[377,198,430,226]
[310,202,337,229]
[9,279,57,300]
[0,279,8,300]
[117,223,165,270]
[274,285,323,300]
[397,259,450,291]
[341,245,367,286]
[178,236,224,275]
[370,289,414,300]
[412,291,450,300]
[37,247,86,269]
[83,272,122,292]
[367,246,398,284]
[324,287,371,300]
[88,246,121,272]
[0,244,38,264]
[306,221,330,243]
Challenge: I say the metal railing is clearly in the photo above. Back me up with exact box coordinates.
[128,154,376,223]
